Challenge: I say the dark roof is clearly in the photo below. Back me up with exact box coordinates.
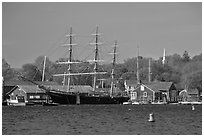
[187,89,199,95]
[18,85,46,93]
[95,87,123,93]
[142,82,174,92]
[48,85,93,93]
[12,85,93,94]
[125,80,139,86]
[4,86,19,96]
[4,80,58,86]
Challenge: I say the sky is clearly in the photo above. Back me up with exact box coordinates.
[2,2,202,68]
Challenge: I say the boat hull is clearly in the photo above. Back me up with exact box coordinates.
[7,99,26,106]
[79,95,129,104]
[48,91,77,104]
[48,91,129,104]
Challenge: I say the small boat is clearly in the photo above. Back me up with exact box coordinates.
[123,101,140,105]
[179,101,202,105]
[123,101,132,105]
[179,101,192,105]
[132,101,140,105]
[7,98,26,106]
[191,102,202,105]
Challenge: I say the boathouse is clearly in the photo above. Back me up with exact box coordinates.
[3,80,58,104]
[128,82,177,103]
[178,88,201,102]
[3,80,94,104]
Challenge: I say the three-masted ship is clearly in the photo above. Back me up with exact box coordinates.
[23,27,129,104]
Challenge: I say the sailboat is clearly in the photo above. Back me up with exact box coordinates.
[21,27,129,104]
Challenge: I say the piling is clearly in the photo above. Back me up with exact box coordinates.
[192,105,195,111]
[148,113,155,122]
[76,93,80,105]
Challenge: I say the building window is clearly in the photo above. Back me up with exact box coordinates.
[141,85,145,91]
[29,95,40,99]
[143,92,147,97]
[35,95,40,99]
[130,92,137,100]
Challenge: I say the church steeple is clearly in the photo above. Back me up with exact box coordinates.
[162,48,166,65]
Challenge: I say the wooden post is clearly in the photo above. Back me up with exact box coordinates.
[76,93,80,105]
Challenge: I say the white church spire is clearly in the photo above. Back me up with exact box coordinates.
[162,48,166,65]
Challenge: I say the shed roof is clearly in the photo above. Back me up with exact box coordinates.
[187,89,199,95]
[141,82,174,92]
[18,85,46,93]
[4,80,58,86]
[148,82,173,91]
[95,87,123,93]
[16,85,93,94]
[48,85,93,93]
[125,80,139,86]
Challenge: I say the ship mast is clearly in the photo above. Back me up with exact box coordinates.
[88,26,108,92]
[110,40,117,97]
[93,26,99,92]
[53,27,78,92]
[53,27,107,92]
[67,27,73,91]
[148,58,152,83]
[42,56,47,82]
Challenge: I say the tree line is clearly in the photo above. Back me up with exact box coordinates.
[2,51,202,91]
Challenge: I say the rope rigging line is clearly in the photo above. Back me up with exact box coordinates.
[40,29,70,58]
[31,66,40,81]
[27,27,118,84]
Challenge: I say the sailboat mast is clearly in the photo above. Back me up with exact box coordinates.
[67,27,73,92]
[148,58,152,83]
[42,56,47,82]
[137,46,140,84]
[93,26,99,92]
[110,40,117,97]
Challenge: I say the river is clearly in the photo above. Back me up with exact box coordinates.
[2,104,202,135]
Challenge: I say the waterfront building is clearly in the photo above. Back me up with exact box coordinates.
[178,88,202,102]
[125,80,178,103]
[3,80,93,105]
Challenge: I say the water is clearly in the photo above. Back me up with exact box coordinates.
[2,104,202,135]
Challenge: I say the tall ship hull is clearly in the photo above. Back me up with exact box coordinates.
[79,95,129,104]
[48,91,77,104]
[48,90,129,104]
